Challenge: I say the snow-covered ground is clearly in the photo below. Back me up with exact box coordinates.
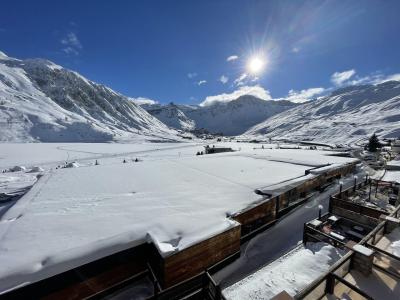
[0,142,202,169]
[386,227,400,257]
[0,142,354,170]
[223,242,345,300]
[0,142,357,293]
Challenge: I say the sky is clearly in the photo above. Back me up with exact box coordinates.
[1,0,400,105]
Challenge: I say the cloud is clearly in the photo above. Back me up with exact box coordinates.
[226,55,239,62]
[291,47,300,53]
[348,72,400,86]
[129,97,158,106]
[331,69,356,86]
[187,72,197,79]
[200,85,272,107]
[219,75,229,84]
[284,87,326,103]
[62,47,79,56]
[383,73,400,82]
[61,32,82,55]
[61,32,82,48]
[197,80,207,86]
[233,73,248,86]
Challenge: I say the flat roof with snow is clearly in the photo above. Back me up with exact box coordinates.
[382,171,400,184]
[0,145,357,292]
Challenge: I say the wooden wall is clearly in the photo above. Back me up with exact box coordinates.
[2,243,151,300]
[160,225,241,288]
[233,199,276,228]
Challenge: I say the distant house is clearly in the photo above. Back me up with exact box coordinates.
[204,145,233,154]
[392,139,400,153]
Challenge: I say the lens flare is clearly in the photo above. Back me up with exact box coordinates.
[247,56,265,74]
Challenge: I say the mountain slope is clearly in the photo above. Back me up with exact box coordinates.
[0,51,178,142]
[244,81,400,145]
[142,103,196,131]
[144,96,297,135]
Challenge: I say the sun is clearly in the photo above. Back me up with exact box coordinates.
[247,56,265,75]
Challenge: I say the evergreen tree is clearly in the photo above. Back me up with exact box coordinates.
[368,133,381,152]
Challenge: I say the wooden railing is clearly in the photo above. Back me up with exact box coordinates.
[303,225,347,248]
[297,199,400,299]
[146,271,222,300]
[143,250,240,300]
[330,195,388,220]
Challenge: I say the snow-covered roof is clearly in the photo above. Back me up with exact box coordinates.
[0,144,358,293]
[382,171,400,184]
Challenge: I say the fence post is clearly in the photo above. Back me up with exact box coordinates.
[275,196,280,217]
[217,285,223,300]
[147,262,161,296]
[325,273,335,295]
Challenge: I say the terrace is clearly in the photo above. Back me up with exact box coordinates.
[296,186,400,300]
[342,179,399,212]
[224,179,400,300]
[305,214,374,246]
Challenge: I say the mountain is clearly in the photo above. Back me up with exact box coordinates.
[244,81,400,145]
[143,96,297,136]
[0,51,178,142]
[142,103,197,131]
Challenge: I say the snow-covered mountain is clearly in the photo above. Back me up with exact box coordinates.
[2,50,399,144]
[143,96,297,135]
[244,81,400,145]
[143,103,197,131]
[0,51,178,142]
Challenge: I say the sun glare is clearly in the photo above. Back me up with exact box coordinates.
[247,56,265,74]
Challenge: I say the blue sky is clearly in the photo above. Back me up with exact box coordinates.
[1,0,400,105]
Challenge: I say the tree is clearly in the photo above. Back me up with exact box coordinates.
[368,133,381,152]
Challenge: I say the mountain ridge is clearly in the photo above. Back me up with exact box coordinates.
[142,95,298,135]
[244,80,400,145]
[0,52,178,142]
